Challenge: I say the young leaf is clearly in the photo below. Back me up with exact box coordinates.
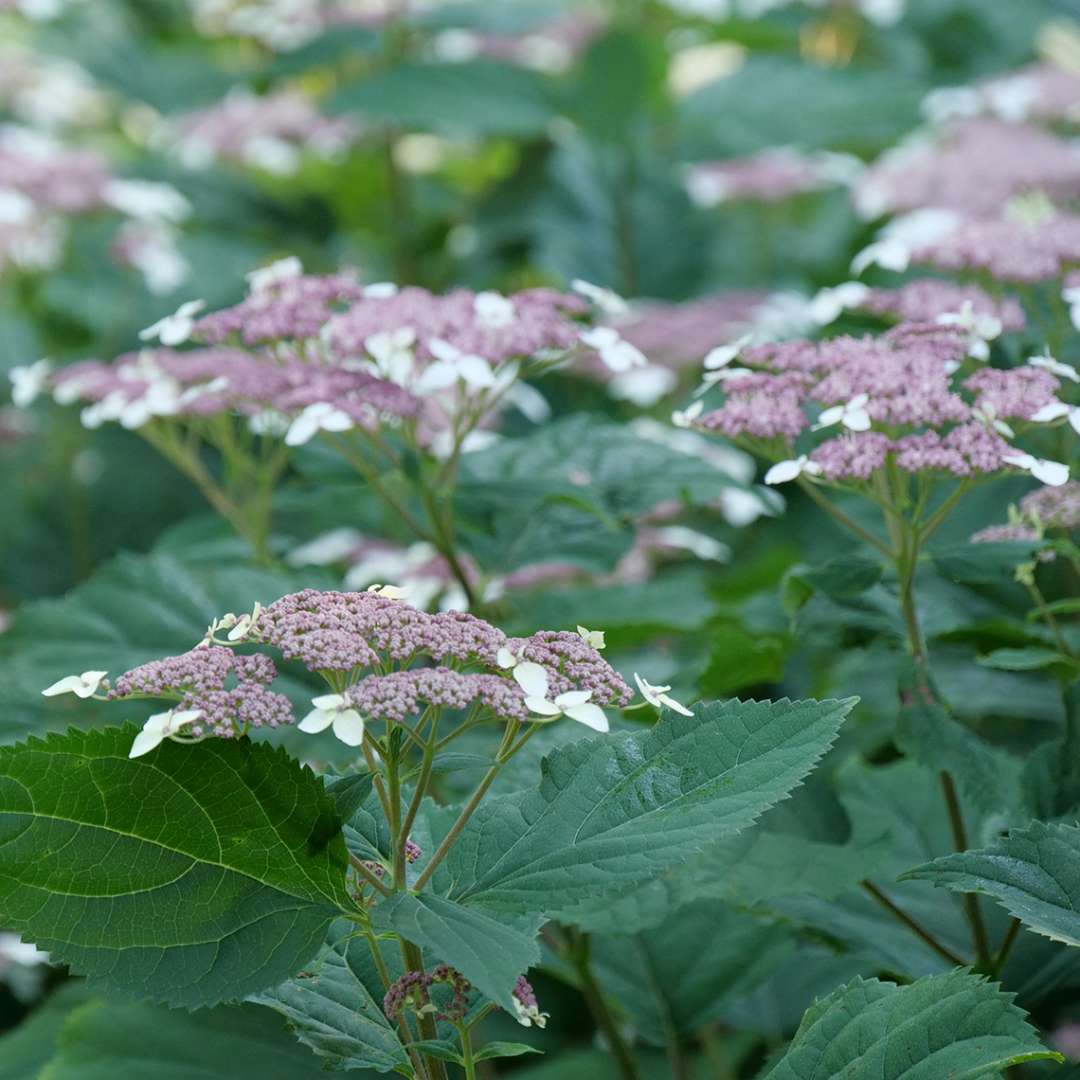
[761,971,1061,1078]
[372,893,542,1011]
[904,820,1080,947]
[252,919,411,1074]
[0,727,351,1007]
[426,697,855,918]
[473,1041,544,1062]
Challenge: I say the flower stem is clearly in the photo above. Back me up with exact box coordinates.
[940,770,993,969]
[860,881,967,967]
[992,918,1023,979]
[458,1023,477,1080]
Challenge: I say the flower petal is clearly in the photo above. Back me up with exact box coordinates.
[512,661,549,699]
[554,690,593,708]
[129,728,166,758]
[524,696,563,717]
[565,702,610,732]
[298,709,335,733]
[332,710,366,746]
[659,693,695,717]
[764,458,804,485]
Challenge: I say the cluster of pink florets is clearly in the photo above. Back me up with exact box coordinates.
[110,645,294,738]
[857,279,1025,330]
[383,965,473,1023]
[350,668,530,723]
[507,630,634,706]
[1021,481,1080,529]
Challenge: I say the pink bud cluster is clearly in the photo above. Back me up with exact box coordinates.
[855,120,1080,218]
[383,965,472,1024]
[687,148,857,206]
[349,668,530,723]
[1020,481,1080,528]
[857,279,1025,330]
[110,645,294,738]
[694,323,1061,481]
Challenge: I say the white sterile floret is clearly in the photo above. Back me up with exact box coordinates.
[579,327,648,373]
[672,399,704,428]
[246,255,302,292]
[1031,400,1080,436]
[227,601,263,641]
[416,339,495,394]
[139,299,206,347]
[808,282,869,326]
[972,402,1015,439]
[473,291,516,329]
[935,301,1002,361]
[633,672,693,717]
[41,670,107,698]
[9,359,50,407]
[298,694,365,746]
[764,455,823,485]
[571,278,629,317]
[1028,350,1079,383]
[363,282,399,298]
[129,708,202,758]
[284,402,354,446]
[512,662,609,732]
[367,583,406,599]
[577,626,605,650]
[364,327,416,385]
[813,394,871,433]
[1002,452,1070,487]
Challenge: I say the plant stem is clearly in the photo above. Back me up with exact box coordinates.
[459,1023,477,1080]
[400,938,446,1080]
[860,881,968,967]
[939,771,993,969]
[350,852,392,897]
[1026,580,1073,657]
[566,929,642,1080]
[796,478,893,557]
[992,918,1022,979]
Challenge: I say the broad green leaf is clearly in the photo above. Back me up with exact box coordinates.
[592,900,794,1045]
[978,646,1074,672]
[0,982,93,1080]
[473,1041,543,1062]
[904,821,1080,948]
[1023,685,1080,820]
[331,60,556,136]
[0,727,350,1007]
[783,556,884,614]
[932,540,1038,585]
[427,697,855,918]
[760,970,1060,1079]
[252,919,411,1075]
[372,892,542,1010]
[39,999,349,1079]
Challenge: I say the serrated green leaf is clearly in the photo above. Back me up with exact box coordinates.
[760,971,1061,1079]
[0,727,350,1007]
[372,892,542,1010]
[904,820,1080,948]
[252,918,410,1074]
[426,697,855,919]
[38,999,347,1079]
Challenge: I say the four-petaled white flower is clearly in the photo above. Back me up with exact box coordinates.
[415,339,495,394]
[9,359,50,407]
[246,255,302,292]
[577,625,606,650]
[764,455,823,485]
[634,673,693,716]
[298,694,366,746]
[284,402,354,446]
[227,601,263,641]
[365,327,416,385]
[129,708,202,758]
[1028,350,1080,383]
[813,394,871,432]
[809,282,870,326]
[139,299,206,347]
[473,291,515,328]
[571,278,629,317]
[42,670,107,698]
[1031,400,1080,435]
[1002,452,1070,487]
[671,399,704,428]
[511,661,609,732]
[367,583,405,599]
[579,327,647,373]
[936,301,1002,361]
[972,401,1015,438]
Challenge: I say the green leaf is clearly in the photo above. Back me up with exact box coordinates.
[0,727,350,1007]
[252,919,411,1074]
[933,540,1038,585]
[330,60,556,136]
[977,646,1072,671]
[785,556,884,609]
[761,971,1061,1079]
[326,772,376,824]
[473,1041,543,1062]
[371,892,542,1011]
[904,820,1080,948]
[427,697,855,919]
[0,982,93,1080]
[38,999,349,1079]
[592,900,794,1045]
[405,1040,463,1064]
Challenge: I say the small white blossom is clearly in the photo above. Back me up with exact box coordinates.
[1002,452,1070,487]
[246,255,302,292]
[672,399,704,428]
[764,455,823,485]
[512,663,609,732]
[703,335,753,371]
[972,402,1015,439]
[936,301,1002,361]
[1028,350,1079,383]
[608,365,677,405]
[9,359,50,407]
[363,281,399,298]
[298,694,365,746]
[129,708,202,758]
[365,327,416,385]
[577,626,606,650]
[42,670,107,698]
[634,673,693,717]
[367,583,405,599]
[284,402,354,446]
[571,278,629,317]
[227,601,263,641]
[579,327,647,373]
[808,282,870,326]
[138,299,206,347]
[473,291,515,329]
[415,339,495,394]
[813,393,871,432]
[103,179,191,223]
[1031,400,1080,435]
